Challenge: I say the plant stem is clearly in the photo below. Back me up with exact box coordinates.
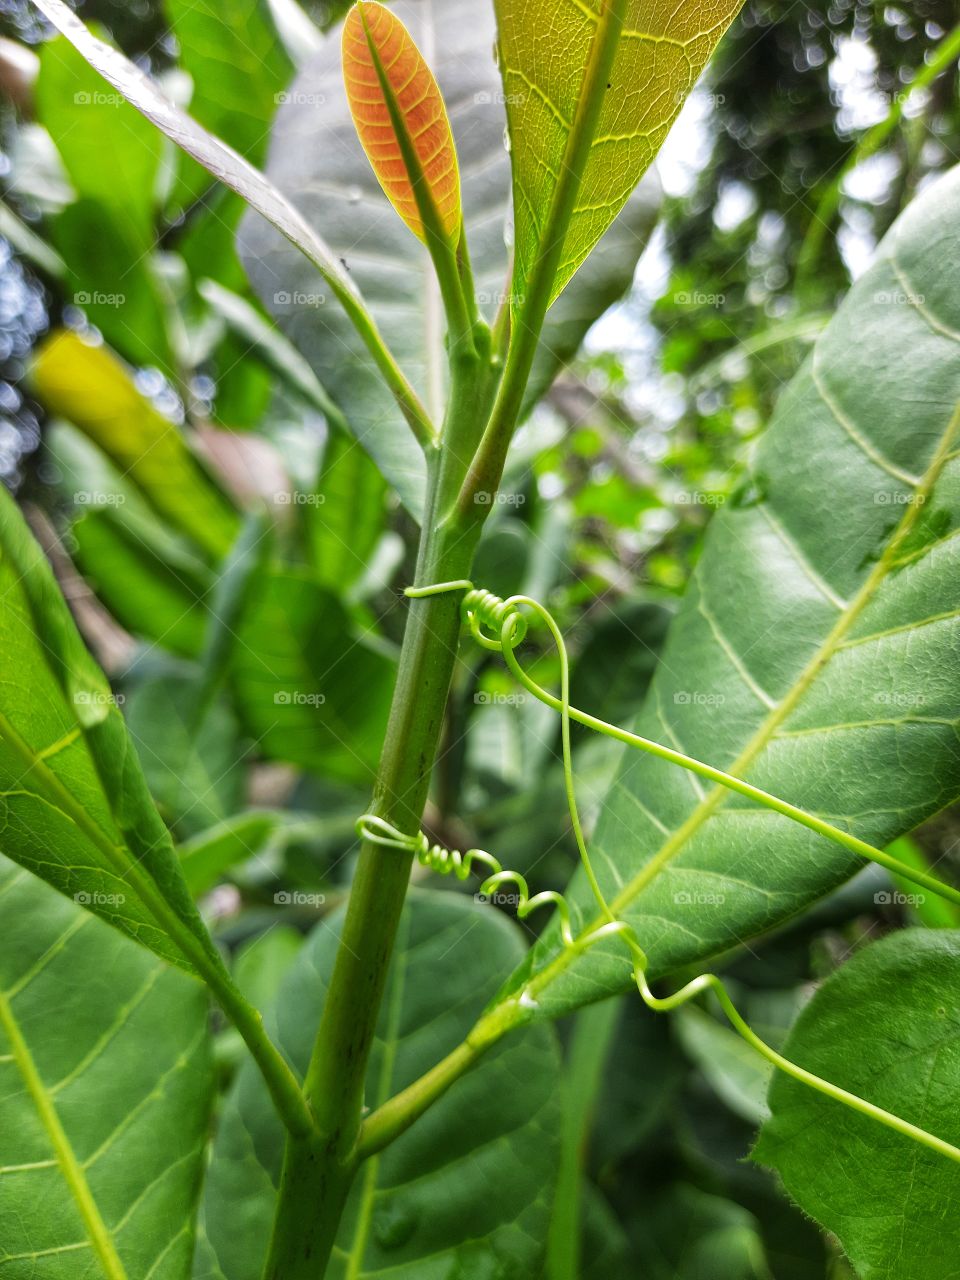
[262,345,495,1279]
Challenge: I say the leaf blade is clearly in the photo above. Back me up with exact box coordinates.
[343,0,461,243]
[201,890,562,1278]
[754,930,960,1279]
[0,859,214,1279]
[512,162,960,1016]
[497,0,744,307]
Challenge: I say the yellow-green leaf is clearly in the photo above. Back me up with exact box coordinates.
[31,330,238,560]
[497,0,744,308]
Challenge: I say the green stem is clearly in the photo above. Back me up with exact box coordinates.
[262,350,498,1278]
[456,0,627,516]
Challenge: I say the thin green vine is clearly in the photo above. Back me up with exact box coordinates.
[356,579,960,1168]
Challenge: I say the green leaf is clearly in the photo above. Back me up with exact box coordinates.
[32,331,239,561]
[240,0,659,517]
[674,1004,771,1125]
[36,34,162,247]
[0,487,226,976]
[166,0,292,198]
[178,811,284,896]
[231,566,395,784]
[52,198,177,378]
[515,162,960,1016]
[0,857,213,1279]
[495,0,743,308]
[754,930,960,1279]
[201,890,562,1278]
[125,674,245,838]
[47,423,212,658]
[306,428,387,592]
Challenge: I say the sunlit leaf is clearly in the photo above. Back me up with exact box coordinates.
[0,486,225,975]
[496,0,744,307]
[342,0,461,243]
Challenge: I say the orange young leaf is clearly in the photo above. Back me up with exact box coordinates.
[342,1,461,244]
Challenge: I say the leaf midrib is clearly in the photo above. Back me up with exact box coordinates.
[0,984,128,1279]
[526,393,960,999]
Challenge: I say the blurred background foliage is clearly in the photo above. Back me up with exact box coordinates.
[0,0,958,1275]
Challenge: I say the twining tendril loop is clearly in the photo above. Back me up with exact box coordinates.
[357,815,582,948]
[383,578,960,1166]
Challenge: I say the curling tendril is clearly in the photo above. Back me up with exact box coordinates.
[352,579,960,1166]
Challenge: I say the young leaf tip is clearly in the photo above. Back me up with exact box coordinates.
[342,1,461,244]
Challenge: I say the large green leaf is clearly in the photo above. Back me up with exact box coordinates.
[0,487,224,975]
[240,0,659,517]
[754,930,960,1279]
[32,331,239,561]
[201,890,562,1278]
[166,0,293,168]
[0,857,213,1278]
[509,163,960,1015]
[35,34,161,247]
[232,567,395,784]
[36,36,177,375]
[495,0,744,307]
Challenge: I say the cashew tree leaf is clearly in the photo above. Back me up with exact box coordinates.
[0,856,214,1278]
[200,890,562,1279]
[506,162,960,1016]
[240,0,659,519]
[754,930,960,1280]
[496,0,745,308]
[0,486,227,976]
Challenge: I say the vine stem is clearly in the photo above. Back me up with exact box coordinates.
[261,346,496,1278]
